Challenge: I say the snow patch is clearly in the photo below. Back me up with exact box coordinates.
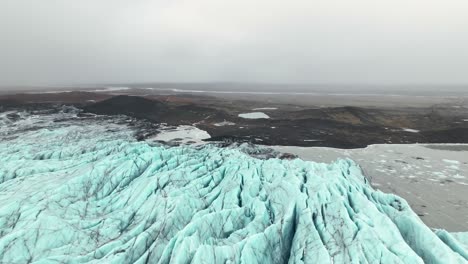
[252,107,278,110]
[150,125,210,145]
[402,128,420,133]
[213,121,236,127]
[238,112,270,119]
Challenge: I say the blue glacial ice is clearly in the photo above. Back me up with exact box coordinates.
[0,109,467,263]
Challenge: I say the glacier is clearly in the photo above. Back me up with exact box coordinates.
[0,108,467,263]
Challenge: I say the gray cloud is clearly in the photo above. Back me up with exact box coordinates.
[1,0,468,86]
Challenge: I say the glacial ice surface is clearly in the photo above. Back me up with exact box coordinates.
[0,109,467,263]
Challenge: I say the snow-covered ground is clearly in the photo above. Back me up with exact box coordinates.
[271,144,468,231]
[238,112,270,119]
[148,125,210,145]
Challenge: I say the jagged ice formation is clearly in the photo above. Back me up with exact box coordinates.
[0,109,467,263]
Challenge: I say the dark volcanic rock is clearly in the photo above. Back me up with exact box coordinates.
[84,95,170,120]
[423,128,468,143]
[84,95,231,125]
[3,93,468,149]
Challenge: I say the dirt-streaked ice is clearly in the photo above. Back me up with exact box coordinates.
[0,110,467,263]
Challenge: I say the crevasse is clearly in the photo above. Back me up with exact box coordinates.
[0,113,467,263]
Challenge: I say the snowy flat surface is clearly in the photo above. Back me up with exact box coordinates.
[149,125,210,145]
[238,112,270,119]
[271,144,468,231]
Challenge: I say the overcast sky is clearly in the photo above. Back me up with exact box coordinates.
[1,0,468,87]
